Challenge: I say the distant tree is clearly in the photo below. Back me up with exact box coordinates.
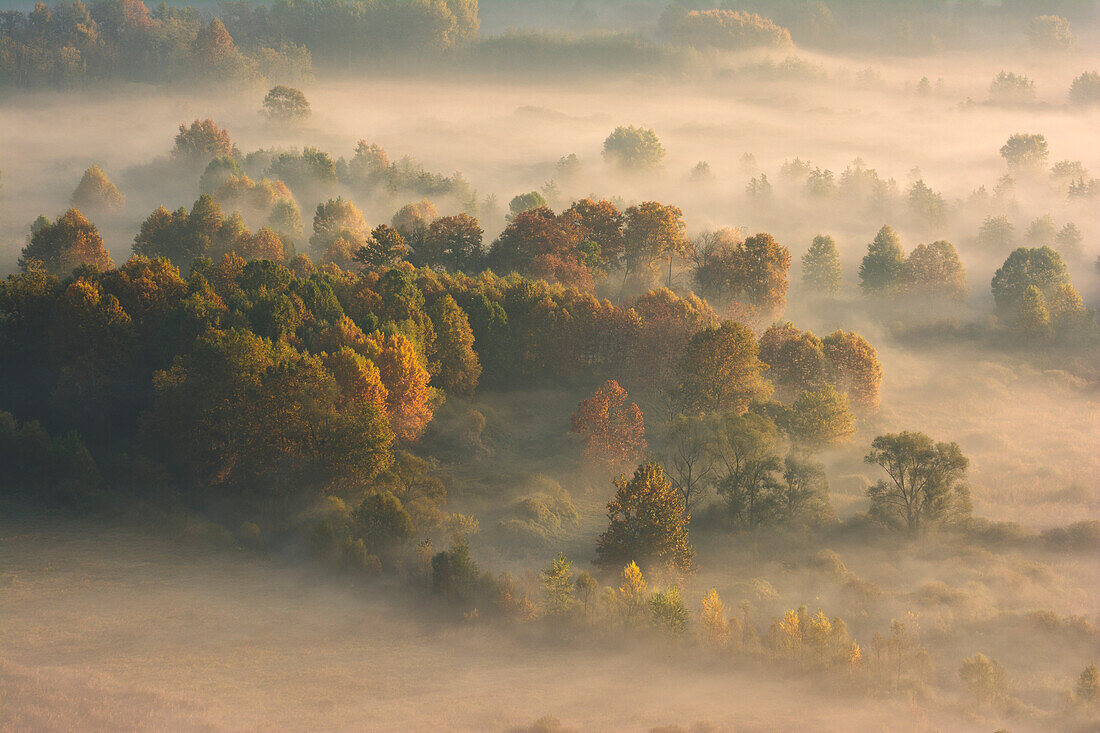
[695,232,791,311]
[801,235,842,296]
[662,413,718,512]
[821,330,883,413]
[776,386,855,450]
[899,240,968,303]
[429,295,481,395]
[689,161,713,183]
[354,224,408,270]
[1000,133,1049,172]
[556,153,582,179]
[1055,223,1083,259]
[780,453,832,525]
[1027,15,1074,52]
[595,462,694,572]
[540,552,576,617]
[622,201,690,287]
[392,199,439,248]
[616,561,649,618]
[991,246,1069,314]
[71,165,124,211]
[1025,214,1058,246]
[172,119,232,162]
[310,197,368,257]
[959,653,1007,707]
[575,570,598,614]
[602,126,665,172]
[508,191,547,218]
[561,198,625,272]
[660,8,792,50]
[673,321,771,415]
[571,379,647,465]
[431,537,480,605]
[989,71,1036,105]
[865,431,970,532]
[907,180,946,228]
[20,208,113,276]
[1076,663,1100,708]
[262,85,311,122]
[859,225,905,296]
[1069,71,1100,106]
[700,587,730,646]
[977,215,1014,253]
[1014,285,1053,341]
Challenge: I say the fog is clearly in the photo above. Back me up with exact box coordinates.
[2,2,1100,731]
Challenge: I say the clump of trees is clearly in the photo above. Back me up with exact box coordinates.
[659,8,792,50]
[71,166,124,212]
[262,85,311,123]
[858,225,967,303]
[20,209,113,276]
[602,126,665,172]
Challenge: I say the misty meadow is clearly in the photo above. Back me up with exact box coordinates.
[1,1,1099,731]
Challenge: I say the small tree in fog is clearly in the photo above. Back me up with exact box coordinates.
[602,125,665,172]
[959,653,1008,707]
[508,191,547,218]
[574,571,598,614]
[71,165,124,212]
[173,119,232,162]
[19,208,113,276]
[801,235,842,296]
[977,215,1014,253]
[570,379,646,465]
[540,552,575,617]
[649,586,688,633]
[865,432,970,533]
[779,453,832,525]
[262,85,311,123]
[1027,15,1074,52]
[662,413,718,512]
[1070,71,1100,106]
[1014,285,1053,341]
[991,246,1069,315]
[700,587,730,646]
[988,71,1035,105]
[899,240,968,303]
[1000,133,1048,173]
[1076,663,1100,709]
[596,462,694,572]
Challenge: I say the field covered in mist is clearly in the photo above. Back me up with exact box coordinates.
[2,1,1100,731]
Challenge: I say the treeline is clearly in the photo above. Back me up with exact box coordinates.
[0,0,478,88]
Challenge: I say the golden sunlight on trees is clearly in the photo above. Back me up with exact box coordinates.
[596,462,694,573]
[20,208,113,276]
[570,379,646,465]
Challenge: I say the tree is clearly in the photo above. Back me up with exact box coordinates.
[759,326,827,401]
[780,453,832,525]
[1014,285,1053,341]
[354,224,409,270]
[424,214,483,272]
[352,490,414,555]
[1000,133,1049,173]
[801,235,842,296]
[173,119,232,162]
[1076,663,1099,708]
[700,587,730,646]
[977,215,1014,253]
[570,379,647,465]
[650,586,688,633]
[1027,15,1074,52]
[821,330,883,413]
[673,321,771,415]
[367,331,433,442]
[262,85,311,123]
[660,8,792,50]
[865,432,970,532]
[959,653,1007,707]
[561,198,625,272]
[733,232,791,311]
[662,413,717,512]
[859,225,905,296]
[71,165,124,211]
[20,208,113,276]
[907,180,946,228]
[310,197,368,257]
[989,71,1036,105]
[575,571,598,614]
[622,201,690,287]
[602,125,665,172]
[595,462,694,572]
[508,191,547,218]
[713,412,783,528]
[616,561,649,618]
[899,240,968,303]
[776,386,855,450]
[430,295,481,394]
[540,551,576,617]
[1069,71,1100,106]
[392,199,439,247]
[990,246,1069,315]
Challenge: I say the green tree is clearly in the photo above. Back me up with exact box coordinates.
[430,294,481,394]
[990,246,1069,314]
[662,413,718,512]
[859,225,905,296]
[354,224,408,270]
[596,462,694,572]
[776,386,855,450]
[602,125,665,172]
[977,215,1014,253]
[1014,285,1053,341]
[352,490,414,555]
[780,453,832,525]
[262,85,311,123]
[801,235,842,295]
[865,432,970,532]
[540,551,576,617]
[1069,71,1100,106]
[508,191,548,218]
[713,412,783,528]
[1076,663,1099,708]
[1000,133,1049,172]
[649,586,689,633]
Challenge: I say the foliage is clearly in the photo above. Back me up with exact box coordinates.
[990,246,1069,315]
[649,586,688,633]
[800,235,842,296]
[865,432,970,532]
[899,240,968,303]
[1069,71,1100,106]
[72,165,124,212]
[1000,133,1048,172]
[660,8,792,50]
[859,225,905,296]
[596,462,694,573]
[959,653,1007,706]
[262,85,311,123]
[173,119,232,162]
[694,232,791,311]
[20,208,113,276]
[602,126,665,172]
[540,552,575,617]
[570,379,646,465]
[672,321,771,415]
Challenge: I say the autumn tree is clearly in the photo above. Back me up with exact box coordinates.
[959,653,1008,707]
[353,224,408,270]
[758,324,827,401]
[561,198,625,272]
[172,119,232,163]
[622,201,690,288]
[821,330,883,413]
[602,125,665,172]
[801,234,842,296]
[71,165,124,212]
[700,587,730,646]
[650,586,689,633]
[20,208,113,276]
[392,199,439,249]
[429,294,481,394]
[570,379,647,465]
[310,197,369,258]
[367,330,433,442]
[1014,285,1053,341]
[859,225,905,296]
[423,213,483,272]
[774,386,855,450]
[672,321,771,415]
[865,431,970,532]
[991,246,1070,315]
[262,85,311,123]
[694,231,791,311]
[899,240,968,303]
[596,462,694,572]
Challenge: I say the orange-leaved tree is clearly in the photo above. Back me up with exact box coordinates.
[570,379,647,464]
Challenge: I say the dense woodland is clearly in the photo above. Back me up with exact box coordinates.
[3,1,1100,732]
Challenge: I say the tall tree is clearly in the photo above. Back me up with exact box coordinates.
[20,208,113,276]
[859,225,905,296]
[429,294,481,394]
[596,462,694,572]
[801,234,842,296]
[865,431,970,532]
[570,379,647,465]
[672,321,771,415]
